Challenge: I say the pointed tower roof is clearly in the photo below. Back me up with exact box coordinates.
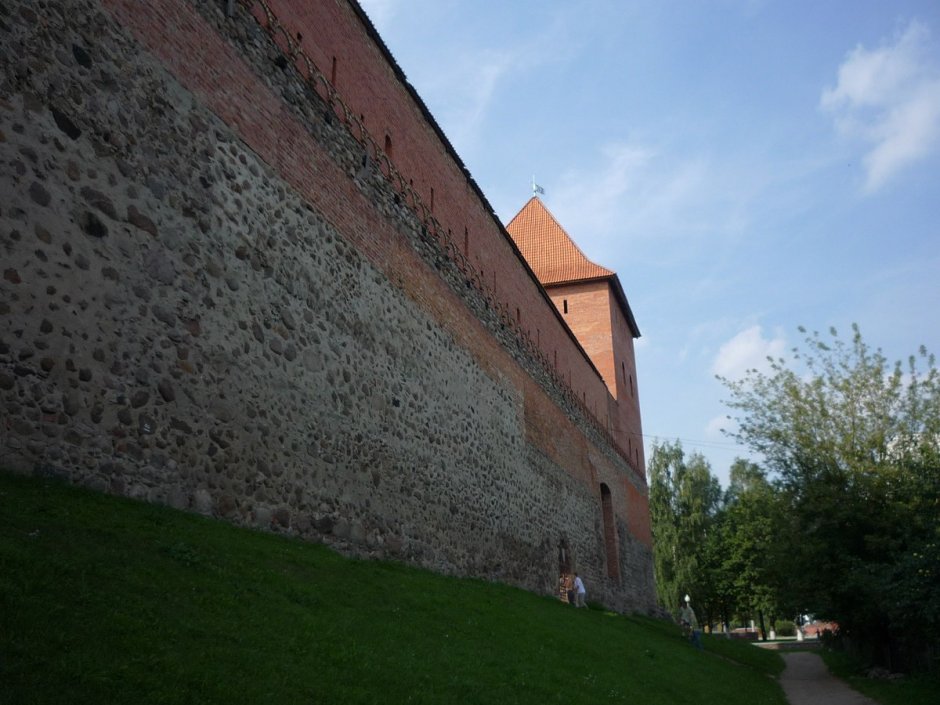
[506,197,614,284]
[506,197,640,338]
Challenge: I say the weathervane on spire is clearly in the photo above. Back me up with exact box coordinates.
[531,175,545,197]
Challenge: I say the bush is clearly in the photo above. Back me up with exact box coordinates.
[774,620,796,637]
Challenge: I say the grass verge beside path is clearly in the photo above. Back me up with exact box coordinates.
[819,649,940,705]
[0,471,787,704]
[704,635,787,677]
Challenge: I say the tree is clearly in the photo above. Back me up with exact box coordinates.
[698,507,737,632]
[720,325,940,669]
[648,441,722,619]
[719,460,788,639]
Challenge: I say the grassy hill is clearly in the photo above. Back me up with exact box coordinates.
[0,470,787,705]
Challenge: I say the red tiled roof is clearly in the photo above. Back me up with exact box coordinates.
[505,197,641,338]
[505,197,614,285]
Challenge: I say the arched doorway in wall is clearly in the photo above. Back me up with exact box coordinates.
[599,483,620,580]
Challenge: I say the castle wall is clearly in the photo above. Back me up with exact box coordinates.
[249,0,615,431]
[0,0,655,611]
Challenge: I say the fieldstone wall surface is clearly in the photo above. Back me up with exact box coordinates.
[0,0,656,612]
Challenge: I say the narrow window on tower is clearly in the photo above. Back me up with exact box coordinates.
[563,299,568,314]
[630,374,634,397]
[331,56,337,85]
[430,187,435,212]
[384,134,393,157]
[463,227,469,255]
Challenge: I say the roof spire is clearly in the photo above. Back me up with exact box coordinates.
[531,175,545,197]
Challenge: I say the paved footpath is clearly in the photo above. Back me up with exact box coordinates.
[779,652,879,705]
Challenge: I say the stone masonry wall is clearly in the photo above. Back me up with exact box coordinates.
[0,0,656,612]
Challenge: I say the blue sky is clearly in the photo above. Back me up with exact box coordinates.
[358,0,940,486]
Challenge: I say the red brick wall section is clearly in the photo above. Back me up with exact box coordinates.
[625,479,653,548]
[608,288,645,472]
[523,376,595,488]
[548,282,615,392]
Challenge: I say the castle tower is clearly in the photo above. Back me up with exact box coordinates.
[507,197,646,475]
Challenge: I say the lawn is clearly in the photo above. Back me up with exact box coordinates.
[0,470,788,704]
[818,648,940,705]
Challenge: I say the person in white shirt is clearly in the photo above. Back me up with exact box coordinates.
[573,573,586,608]
[679,599,703,650]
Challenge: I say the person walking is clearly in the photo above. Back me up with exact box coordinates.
[573,573,586,608]
[679,598,703,650]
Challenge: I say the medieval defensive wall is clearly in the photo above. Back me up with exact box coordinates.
[0,0,656,612]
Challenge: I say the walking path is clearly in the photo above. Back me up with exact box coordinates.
[779,652,879,705]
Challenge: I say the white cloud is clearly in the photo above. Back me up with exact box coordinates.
[397,8,576,159]
[548,140,750,253]
[821,20,940,192]
[711,325,786,380]
[428,49,517,152]
[552,142,657,233]
[355,0,512,153]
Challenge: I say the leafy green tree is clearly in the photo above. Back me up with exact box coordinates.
[648,441,722,619]
[719,460,788,639]
[698,507,737,631]
[720,325,940,669]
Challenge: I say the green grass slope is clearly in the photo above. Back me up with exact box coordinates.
[819,649,940,705]
[0,471,786,705]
